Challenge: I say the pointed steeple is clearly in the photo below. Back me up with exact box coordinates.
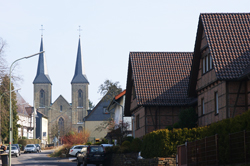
[71,37,89,84]
[33,36,52,84]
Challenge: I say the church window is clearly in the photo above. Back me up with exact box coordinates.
[60,105,62,112]
[78,111,83,123]
[40,90,45,108]
[78,90,83,107]
[58,117,64,134]
[78,126,83,133]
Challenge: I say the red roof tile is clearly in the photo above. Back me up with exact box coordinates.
[130,52,193,106]
[201,13,250,79]
[115,90,126,100]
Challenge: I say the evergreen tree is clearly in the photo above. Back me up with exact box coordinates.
[0,75,19,143]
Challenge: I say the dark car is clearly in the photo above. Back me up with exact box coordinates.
[12,144,21,156]
[76,145,107,166]
[35,144,41,153]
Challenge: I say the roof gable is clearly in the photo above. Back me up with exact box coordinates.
[85,95,112,121]
[127,52,193,107]
[51,95,70,107]
[189,13,250,96]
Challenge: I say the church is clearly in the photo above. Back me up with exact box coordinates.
[33,35,89,142]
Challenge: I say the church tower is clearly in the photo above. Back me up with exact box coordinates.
[33,35,52,117]
[71,36,89,130]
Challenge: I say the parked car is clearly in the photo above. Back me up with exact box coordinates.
[24,144,37,153]
[69,145,87,157]
[12,144,21,156]
[35,144,41,153]
[76,145,107,166]
[101,144,113,147]
[5,146,19,157]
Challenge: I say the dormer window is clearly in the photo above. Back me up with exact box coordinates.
[202,53,213,74]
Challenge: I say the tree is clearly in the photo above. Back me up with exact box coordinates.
[98,79,122,101]
[89,99,95,110]
[0,75,19,143]
[0,38,8,80]
[178,107,198,129]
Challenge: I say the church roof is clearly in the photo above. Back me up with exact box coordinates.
[33,36,52,84]
[71,38,89,84]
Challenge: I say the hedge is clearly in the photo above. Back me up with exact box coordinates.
[18,139,41,150]
[141,110,250,164]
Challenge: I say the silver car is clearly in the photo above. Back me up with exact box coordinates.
[5,146,19,157]
[24,144,37,153]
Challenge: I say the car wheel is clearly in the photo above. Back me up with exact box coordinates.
[77,160,82,166]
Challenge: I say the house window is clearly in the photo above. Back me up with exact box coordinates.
[202,53,213,74]
[78,126,83,133]
[78,90,83,107]
[201,98,205,115]
[136,114,139,129]
[40,89,45,108]
[103,107,109,114]
[58,117,64,133]
[215,92,219,114]
[43,132,46,137]
[60,105,62,112]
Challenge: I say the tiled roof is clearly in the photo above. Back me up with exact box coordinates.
[130,52,193,106]
[16,91,31,116]
[115,90,126,100]
[201,13,250,79]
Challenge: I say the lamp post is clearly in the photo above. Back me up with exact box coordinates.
[9,51,44,166]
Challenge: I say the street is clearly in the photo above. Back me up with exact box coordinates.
[0,150,96,166]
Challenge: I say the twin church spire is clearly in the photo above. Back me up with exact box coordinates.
[33,33,88,85]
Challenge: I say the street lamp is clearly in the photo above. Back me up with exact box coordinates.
[9,51,44,166]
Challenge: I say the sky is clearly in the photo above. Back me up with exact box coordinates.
[0,0,250,106]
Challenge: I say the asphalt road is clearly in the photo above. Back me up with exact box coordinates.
[0,150,96,166]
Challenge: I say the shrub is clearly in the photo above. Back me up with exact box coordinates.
[130,138,142,152]
[123,136,134,143]
[85,142,92,145]
[121,141,130,148]
[62,130,90,145]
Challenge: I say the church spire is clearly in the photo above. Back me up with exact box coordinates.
[33,35,52,84]
[71,37,89,84]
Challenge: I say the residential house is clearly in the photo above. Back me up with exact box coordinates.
[124,52,195,138]
[84,95,113,143]
[16,91,34,139]
[188,13,250,126]
[36,110,48,146]
[106,90,132,141]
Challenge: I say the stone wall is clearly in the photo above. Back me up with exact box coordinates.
[108,153,176,166]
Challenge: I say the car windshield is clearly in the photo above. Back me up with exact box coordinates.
[7,147,17,150]
[26,145,34,147]
[90,146,104,152]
